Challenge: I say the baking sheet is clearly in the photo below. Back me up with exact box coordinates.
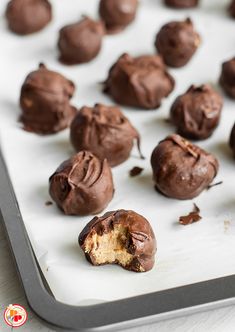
[1,0,235,306]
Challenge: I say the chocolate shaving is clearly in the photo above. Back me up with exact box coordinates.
[179,203,202,225]
[129,166,144,177]
[45,201,53,206]
[207,181,223,191]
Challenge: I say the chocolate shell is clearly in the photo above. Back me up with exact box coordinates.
[20,63,76,135]
[155,18,200,68]
[49,151,114,215]
[6,0,52,35]
[164,0,199,8]
[58,17,105,65]
[219,57,235,99]
[79,209,156,272]
[99,0,138,34]
[104,53,175,109]
[70,104,143,167]
[151,134,219,200]
[170,85,223,140]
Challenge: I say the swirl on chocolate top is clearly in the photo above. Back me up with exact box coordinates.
[20,63,76,134]
[70,103,143,167]
[99,0,138,34]
[79,209,156,272]
[6,0,52,35]
[170,85,223,140]
[104,53,175,109]
[58,16,105,65]
[151,134,219,200]
[49,151,114,215]
[155,18,200,68]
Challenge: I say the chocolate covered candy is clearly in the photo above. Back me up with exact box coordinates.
[170,85,223,140]
[58,17,104,65]
[164,0,199,8]
[104,54,175,109]
[6,0,52,35]
[20,63,76,134]
[155,18,200,68]
[229,122,235,157]
[151,134,219,200]
[70,103,143,167]
[49,151,114,215]
[99,0,138,34]
[219,57,235,99]
[229,0,235,18]
[79,209,156,272]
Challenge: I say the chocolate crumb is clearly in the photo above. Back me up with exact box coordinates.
[179,203,202,225]
[129,166,144,177]
[45,201,53,206]
[207,181,223,191]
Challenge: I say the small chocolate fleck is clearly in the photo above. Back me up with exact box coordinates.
[179,203,202,225]
[129,166,144,177]
[207,181,223,191]
[45,201,53,206]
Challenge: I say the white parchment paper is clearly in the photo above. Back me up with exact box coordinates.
[1,0,235,306]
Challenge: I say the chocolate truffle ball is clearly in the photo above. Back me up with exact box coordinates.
[229,0,235,18]
[79,209,156,272]
[229,123,235,157]
[20,63,76,135]
[49,151,114,215]
[5,0,52,35]
[170,85,223,140]
[70,104,143,167]
[164,0,199,8]
[155,18,200,68]
[99,0,138,34]
[58,17,105,65]
[219,57,235,99]
[151,134,219,200]
[104,54,175,109]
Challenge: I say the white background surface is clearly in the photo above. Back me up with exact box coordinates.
[1,0,235,330]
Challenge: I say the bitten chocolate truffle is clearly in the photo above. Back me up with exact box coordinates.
[104,54,175,109]
[6,0,52,35]
[70,104,143,167]
[79,209,156,272]
[170,85,223,140]
[229,123,235,157]
[229,0,235,18]
[164,0,199,8]
[20,63,76,134]
[155,18,200,68]
[49,151,114,215]
[219,57,235,99]
[151,134,219,200]
[99,0,138,34]
[58,17,104,65]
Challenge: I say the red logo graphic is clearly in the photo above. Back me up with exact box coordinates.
[4,304,28,328]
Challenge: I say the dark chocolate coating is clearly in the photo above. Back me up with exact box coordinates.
[70,104,143,167]
[229,0,235,18]
[229,122,235,157]
[164,0,199,8]
[99,0,138,34]
[6,0,52,35]
[79,209,156,272]
[170,85,223,140]
[20,63,76,135]
[49,151,114,215]
[155,18,200,68]
[58,17,105,65]
[151,134,219,200]
[104,53,175,109]
[219,57,235,99]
